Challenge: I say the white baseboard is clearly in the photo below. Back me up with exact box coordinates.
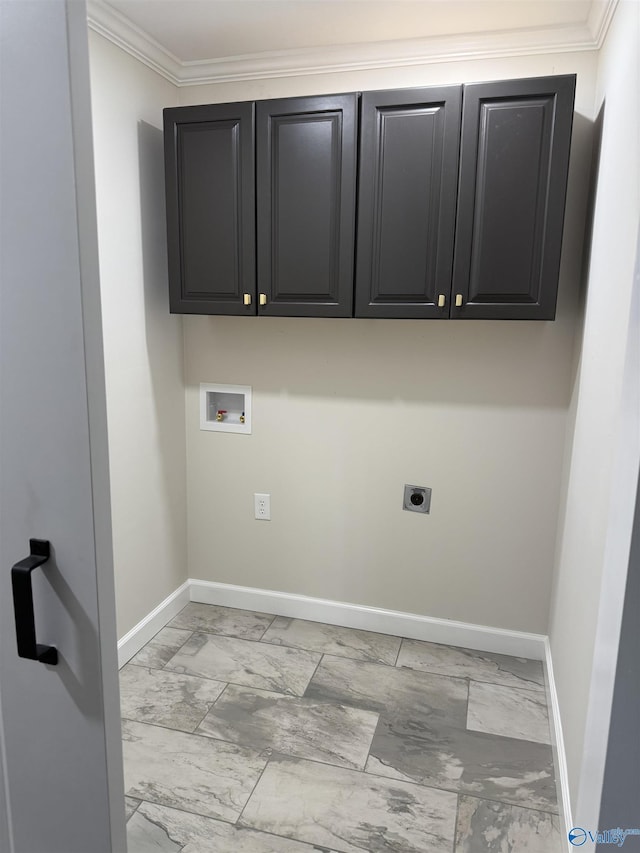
[544,638,573,851]
[117,576,548,663]
[188,579,546,660]
[117,581,190,668]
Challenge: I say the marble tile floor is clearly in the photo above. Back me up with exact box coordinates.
[121,604,563,852]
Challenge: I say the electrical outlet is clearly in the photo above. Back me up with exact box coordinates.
[254,493,271,520]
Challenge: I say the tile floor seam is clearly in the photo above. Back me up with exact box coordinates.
[452,793,461,853]
[360,710,381,771]
[363,723,553,756]
[121,715,270,753]
[136,667,315,697]
[196,705,379,771]
[258,639,402,667]
[121,715,204,737]
[164,634,322,696]
[208,680,232,709]
[191,692,227,733]
[235,755,275,828]
[124,626,195,671]
[250,747,380,778]
[167,629,321,651]
[254,612,279,640]
[324,654,473,688]
[234,816,349,853]
[392,636,404,667]
[121,663,228,691]
[124,713,391,780]
[467,680,552,745]
[378,661,475,687]
[128,802,191,848]
[239,820,352,853]
[454,791,563,818]
[245,750,471,803]
[125,715,249,757]
[463,676,471,731]
[361,762,561,817]
[151,629,197,671]
[302,651,326,698]
[126,661,170,672]
[131,796,243,827]
[464,675,545,693]
[364,758,559,812]
[395,666,546,693]
[168,604,277,643]
[258,617,403,666]
[125,796,142,821]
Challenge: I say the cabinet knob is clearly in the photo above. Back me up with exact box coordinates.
[455,294,463,307]
[437,294,446,308]
[243,293,252,306]
[259,293,267,306]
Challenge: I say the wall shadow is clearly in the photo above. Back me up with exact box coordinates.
[578,102,606,317]
[137,119,187,561]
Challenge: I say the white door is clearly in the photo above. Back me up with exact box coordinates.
[0,1,125,850]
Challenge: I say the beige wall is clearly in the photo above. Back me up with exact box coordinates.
[182,51,596,634]
[89,34,186,637]
[549,0,640,819]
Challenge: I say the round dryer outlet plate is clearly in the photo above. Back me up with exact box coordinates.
[403,484,431,514]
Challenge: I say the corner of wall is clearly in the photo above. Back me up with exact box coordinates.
[547,0,640,821]
[88,30,187,639]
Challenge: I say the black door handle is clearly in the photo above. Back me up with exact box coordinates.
[11,539,58,665]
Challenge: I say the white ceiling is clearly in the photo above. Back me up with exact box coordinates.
[87,0,616,84]
[99,0,593,61]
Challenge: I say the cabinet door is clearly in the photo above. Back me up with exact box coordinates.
[256,94,357,317]
[164,102,255,315]
[452,75,575,320]
[355,87,462,319]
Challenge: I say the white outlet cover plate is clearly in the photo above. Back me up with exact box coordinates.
[254,493,271,520]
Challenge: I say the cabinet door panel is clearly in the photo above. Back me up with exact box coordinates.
[355,87,461,319]
[452,75,575,320]
[257,95,357,317]
[164,102,255,315]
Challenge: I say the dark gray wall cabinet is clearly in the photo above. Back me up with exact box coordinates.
[355,87,462,319]
[164,94,356,317]
[452,75,576,320]
[163,74,575,320]
[164,102,255,315]
[256,95,357,317]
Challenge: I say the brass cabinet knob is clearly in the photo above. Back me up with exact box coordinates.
[437,294,446,308]
[455,294,463,307]
[243,293,252,306]
[259,293,267,306]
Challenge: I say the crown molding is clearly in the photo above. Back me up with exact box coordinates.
[177,25,597,86]
[87,0,619,88]
[87,0,183,84]
[588,0,620,48]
